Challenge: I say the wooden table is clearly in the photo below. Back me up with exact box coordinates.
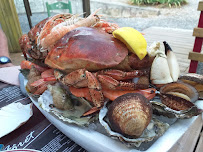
[143,27,195,74]
[143,27,203,152]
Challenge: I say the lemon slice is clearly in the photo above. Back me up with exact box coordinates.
[113,27,147,60]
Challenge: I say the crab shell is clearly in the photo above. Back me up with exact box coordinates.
[45,27,128,72]
[45,27,154,73]
[107,93,152,138]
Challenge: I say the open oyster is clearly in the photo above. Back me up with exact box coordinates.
[38,83,96,126]
[99,93,169,147]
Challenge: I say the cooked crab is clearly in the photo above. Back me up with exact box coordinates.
[20,13,156,116]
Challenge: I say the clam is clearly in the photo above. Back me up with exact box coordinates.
[99,98,169,148]
[107,93,152,138]
[159,82,199,111]
[179,73,203,93]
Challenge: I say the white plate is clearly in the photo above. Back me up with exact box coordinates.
[28,94,203,152]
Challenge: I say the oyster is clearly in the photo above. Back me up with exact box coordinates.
[107,93,152,138]
[0,102,33,138]
[47,83,73,110]
[38,84,96,126]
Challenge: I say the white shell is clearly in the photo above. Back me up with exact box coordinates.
[0,102,33,138]
[150,42,173,84]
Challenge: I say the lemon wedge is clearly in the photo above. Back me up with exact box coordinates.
[113,27,147,60]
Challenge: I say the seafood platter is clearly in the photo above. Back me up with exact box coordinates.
[19,9,203,151]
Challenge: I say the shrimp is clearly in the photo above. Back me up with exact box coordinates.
[39,9,101,49]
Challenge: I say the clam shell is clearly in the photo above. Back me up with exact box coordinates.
[159,82,199,111]
[99,102,170,148]
[160,81,199,103]
[107,93,152,138]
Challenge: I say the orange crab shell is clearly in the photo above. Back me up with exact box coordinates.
[45,27,129,72]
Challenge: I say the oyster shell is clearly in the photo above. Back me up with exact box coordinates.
[38,84,96,126]
[151,101,202,119]
[107,93,152,138]
[159,82,199,111]
[99,101,169,148]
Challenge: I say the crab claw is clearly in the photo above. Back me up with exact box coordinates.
[163,41,180,82]
[150,41,180,86]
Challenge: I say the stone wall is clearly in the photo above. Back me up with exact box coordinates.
[14,0,83,14]
[14,0,160,18]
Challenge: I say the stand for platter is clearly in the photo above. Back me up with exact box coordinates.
[188,1,203,73]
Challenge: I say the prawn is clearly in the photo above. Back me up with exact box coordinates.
[39,9,101,49]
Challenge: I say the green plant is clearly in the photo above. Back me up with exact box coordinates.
[131,0,187,7]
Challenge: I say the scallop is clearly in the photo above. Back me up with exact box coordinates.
[107,93,152,138]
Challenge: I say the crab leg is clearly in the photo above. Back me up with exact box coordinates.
[69,87,92,101]
[103,88,156,101]
[100,69,149,80]
[61,69,88,88]
[98,75,149,90]
[82,107,101,117]
[41,69,54,78]
[85,71,104,108]
[21,60,49,72]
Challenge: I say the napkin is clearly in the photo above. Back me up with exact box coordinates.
[0,102,33,138]
[0,66,20,86]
